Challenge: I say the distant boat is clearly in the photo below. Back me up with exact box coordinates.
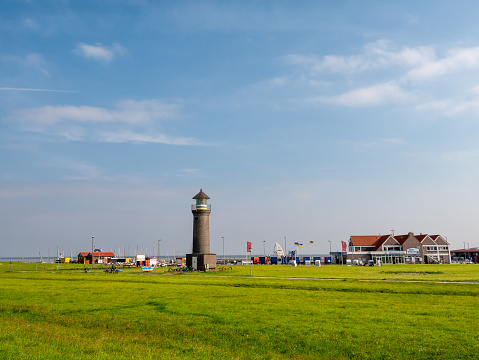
[142,266,154,272]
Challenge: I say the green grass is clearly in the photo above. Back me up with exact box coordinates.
[0,263,478,359]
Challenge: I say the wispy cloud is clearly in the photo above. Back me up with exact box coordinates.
[282,40,435,75]
[0,87,74,93]
[281,41,479,114]
[8,99,209,146]
[342,138,406,148]
[23,18,40,31]
[49,158,107,181]
[415,86,479,116]
[14,99,178,125]
[98,131,206,145]
[441,150,479,162]
[74,43,126,63]
[406,46,479,81]
[0,53,49,75]
[313,82,413,107]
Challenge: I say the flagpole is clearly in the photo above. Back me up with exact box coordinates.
[250,250,252,276]
[247,241,252,276]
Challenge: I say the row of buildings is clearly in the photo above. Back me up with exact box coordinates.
[345,232,451,264]
[75,233,472,266]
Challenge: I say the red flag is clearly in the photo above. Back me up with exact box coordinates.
[341,241,347,252]
[247,241,252,253]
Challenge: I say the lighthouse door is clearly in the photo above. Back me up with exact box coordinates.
[192,257,198,270]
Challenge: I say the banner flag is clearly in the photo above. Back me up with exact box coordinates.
[247,241,252,253]
[294,241,303,247]
[310,241,314,244]
[341,241,347,252]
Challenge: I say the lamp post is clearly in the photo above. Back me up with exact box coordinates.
[222,237,224,265]
[158,239,161,260]
[91,236,94,268]
[263,240,266,257]
[328,240,332,264]
[309,241,313,264]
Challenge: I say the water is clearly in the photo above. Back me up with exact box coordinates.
[0,257,47,263]
[1,253,332,263]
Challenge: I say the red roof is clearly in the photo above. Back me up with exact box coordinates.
[78,252,89,256]
[91,252,115,257]
[350,233,449,249]
[350,236,382,247]
[394,235,409,245]
[415,234,428,242]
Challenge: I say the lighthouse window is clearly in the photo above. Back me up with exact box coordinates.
[196,199,201,205]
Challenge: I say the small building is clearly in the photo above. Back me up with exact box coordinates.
[451,247,479,263]
[77,251,115,264]
[77,252,90,264]
[347,232,451,265]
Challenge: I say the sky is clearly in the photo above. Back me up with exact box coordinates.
[1,0,479,258]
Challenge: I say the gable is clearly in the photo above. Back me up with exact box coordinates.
[402,236,421,249]
[375,235,399,250]
[382,237,400,246]
[420,236,436,245]
[430,235,448,245]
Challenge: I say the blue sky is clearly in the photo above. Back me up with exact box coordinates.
[2,0,479,257]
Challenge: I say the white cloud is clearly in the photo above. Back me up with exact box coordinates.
[314,82,412,107]
[0,53,49,75]
[0,87,74,92]
[13,100,178,125]
[407,46,479,80]
[283,40,435,75]
[23,18,40,31]
[442,150,479,162]
[98,131,204,145]
[415,86,479,116]
[8,99,207,145]
[75,43,126,63]
[26,53,47,72]
[343,138,406,148]
[279,41,479,112]
[15,105,114,125]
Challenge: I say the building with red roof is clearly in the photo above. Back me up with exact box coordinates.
[347,232,450,265]
[77,251,115,264]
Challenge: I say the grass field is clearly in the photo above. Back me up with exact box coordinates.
[0,263,478,359]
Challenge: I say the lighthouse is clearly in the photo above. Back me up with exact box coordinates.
[186,189,216,270]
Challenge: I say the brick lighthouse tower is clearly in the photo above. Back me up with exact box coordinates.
[186,189,216,271]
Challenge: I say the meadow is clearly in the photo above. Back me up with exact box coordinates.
[0,262,478,359]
